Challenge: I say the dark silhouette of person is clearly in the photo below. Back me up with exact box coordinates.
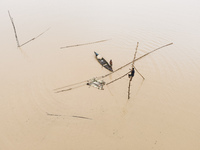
[128,67,135,81]
[109,59,113,67]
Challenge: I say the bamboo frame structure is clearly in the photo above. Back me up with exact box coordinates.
[8,10,49,47]
[54,43,173,94]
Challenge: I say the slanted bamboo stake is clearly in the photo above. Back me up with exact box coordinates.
[60,39,110,49]
[20,28,50,47]
[132,42,139,67]
[129,42,140,81]
[8,11,20,47]
[134,66,145,79]
[128,42,139,99]
[132,42,145,79]
[128,80,131,99]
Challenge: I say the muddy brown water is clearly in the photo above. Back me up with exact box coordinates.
[0,0,200,149]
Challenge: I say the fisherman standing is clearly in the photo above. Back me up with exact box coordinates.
[128,67,135,81]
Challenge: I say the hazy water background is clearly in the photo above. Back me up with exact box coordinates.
[0,0,200,149]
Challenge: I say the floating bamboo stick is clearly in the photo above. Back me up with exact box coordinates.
[54,80,88,91]
[55,84,86,93]
[60,39,110,49]
[72,116,92,120]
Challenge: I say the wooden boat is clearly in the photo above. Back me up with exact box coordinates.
[94,51,113,72]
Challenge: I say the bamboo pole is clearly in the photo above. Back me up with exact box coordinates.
[128,80,131,99]
[55,84,86,93]
[106,71,130,85]
[131,42,145,80]
[134,66,145,80]
[128,42,139,99]
[54,80,88,91]
[20,28,50,47]
[60,39,110,49]
[72,116,92,120]
[8,11,20,47]
[132,42,139,67]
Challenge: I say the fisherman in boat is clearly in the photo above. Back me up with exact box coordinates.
[109,59,113,67]
[97,54,102,59]
[128,67,135,81]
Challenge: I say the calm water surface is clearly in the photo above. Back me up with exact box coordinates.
[0,0,200,149]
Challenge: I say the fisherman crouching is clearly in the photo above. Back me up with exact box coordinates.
[128,67,135,81]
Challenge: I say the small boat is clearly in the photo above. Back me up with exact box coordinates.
[94,51,113,72]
